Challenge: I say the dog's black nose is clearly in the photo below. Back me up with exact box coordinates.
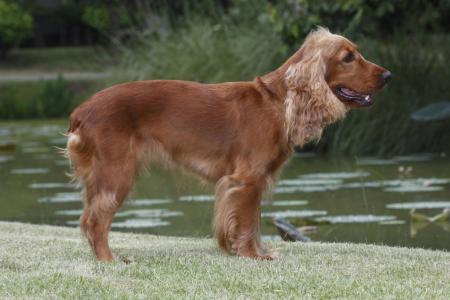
[381,70,392,83]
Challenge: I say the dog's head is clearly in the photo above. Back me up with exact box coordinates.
[283,27,390,145]
[324,36,390,108]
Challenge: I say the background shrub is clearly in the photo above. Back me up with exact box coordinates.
[0,77,93,119]
[0,0,32,57]
[30,75,75,118]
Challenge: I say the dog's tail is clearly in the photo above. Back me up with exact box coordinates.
[65,119,94,186]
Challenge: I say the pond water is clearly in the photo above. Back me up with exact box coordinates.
[1,120,449,251]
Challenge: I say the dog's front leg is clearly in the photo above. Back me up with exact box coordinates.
[213,175,277,260]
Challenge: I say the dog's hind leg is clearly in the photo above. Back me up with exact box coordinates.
[79,157,137,261]
[214,174,276,260]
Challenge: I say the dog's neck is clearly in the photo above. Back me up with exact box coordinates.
[260,49,304,102]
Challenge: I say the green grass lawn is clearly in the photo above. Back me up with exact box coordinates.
[0,222,449,299]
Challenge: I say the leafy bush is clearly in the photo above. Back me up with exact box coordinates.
[82,6,111,32]
[81,2,133,35]
[0,1,32,57]
[264,0,450,45]
[31,75,75,118]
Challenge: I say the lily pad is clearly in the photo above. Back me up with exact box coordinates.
[341,181,384,189]
[66,220,80,226]
[30,182,76,189]
[60,208,182,220]
[11,168,49,174]
[394,154,433,162]
[115,209,183,218]
[22,147,49,153]
[271,200,308,206]
[55,209,83,216]
[342,178,450,192]
[274,185,340,193]
[179,195,215,202]
[261,235,283,242]
[357,155,434,166]
[411,101,450,122]
[379,220,406,225]
[0,128,12,137]
[127,199,172,206]
[300,171,370,180]
[38,192,81,203]
[385,186,444,192]
[55,160,70,166]
[383,178,450,192]
[0,155,13,163]
[262,210,327,218]
[34,154,52,160]
[111,219,170,228]
[356,158,398,166]
[387,201,450,210]
[21,125,65,137]
[278,179,342,186]
[314,214,397,224]
[49,137,67,145]
[21,141,41,147]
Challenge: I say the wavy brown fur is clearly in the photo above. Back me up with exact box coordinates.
[66,27,388,261]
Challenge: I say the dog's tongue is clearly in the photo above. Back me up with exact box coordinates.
[341,87,361,96]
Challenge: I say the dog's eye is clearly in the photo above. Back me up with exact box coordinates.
[343,52,355,63]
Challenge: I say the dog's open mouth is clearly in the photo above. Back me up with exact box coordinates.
[334,86,373,107]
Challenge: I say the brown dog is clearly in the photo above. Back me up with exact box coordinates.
[66,27,390,261]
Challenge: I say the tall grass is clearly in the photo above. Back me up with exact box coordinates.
[0,77,97,119]
[112,18,286,83]
[111,18,450,156]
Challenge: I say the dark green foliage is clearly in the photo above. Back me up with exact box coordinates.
[264,0,450,45]
[0,0,32,57]
[30,75,75,118]
[0,77,87,119]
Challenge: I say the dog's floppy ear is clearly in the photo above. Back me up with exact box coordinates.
[284,37,346,147]
[285,51,326,92]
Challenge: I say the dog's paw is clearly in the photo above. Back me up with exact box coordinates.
[113,254,135,264]
[120,255,135,264]
[237,249,280,260]
[256,251,279,260]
